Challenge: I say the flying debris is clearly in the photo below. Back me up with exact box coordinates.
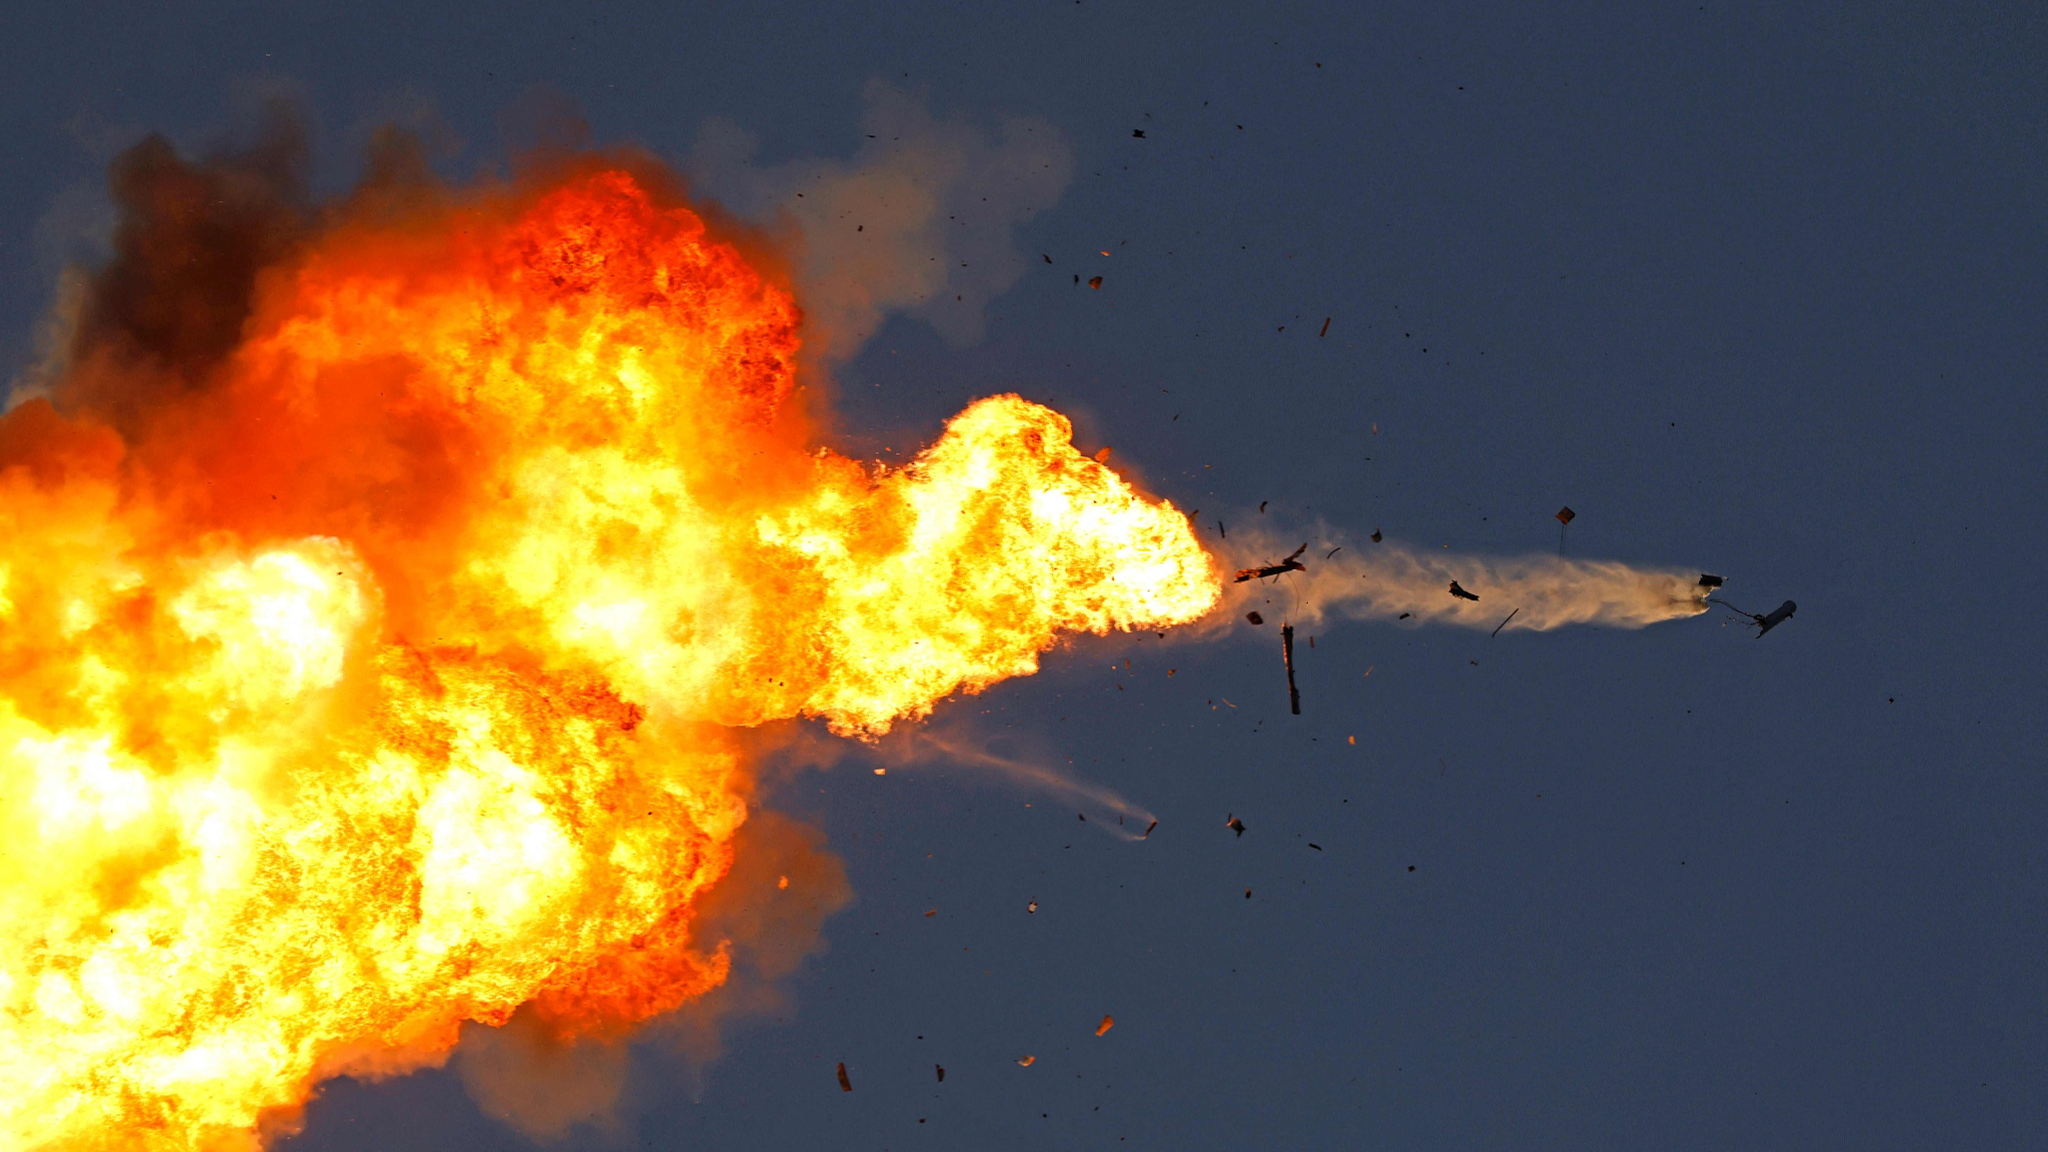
[1448,581,1480,601]
[1096,1015,1116,1036]
[1234,543,1308,583]
[1226,815,1246,836]
[1017,1055,1036,1067]
[1281,624,1301,715]
[837,1062,853,1092]
[1141,820,1159,839]
[1697,573,1724,588]
[936,1064,946,1082]
[1245,611,1265,625]
[1754,600,1797,637]
[1555,507,1576,525]
[1711,594,1798,638]
[1370,530,1383,543]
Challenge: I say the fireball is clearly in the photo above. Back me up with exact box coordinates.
[0,145,1217,1150]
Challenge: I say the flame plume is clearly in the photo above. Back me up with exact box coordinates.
[0,142,1218,1150]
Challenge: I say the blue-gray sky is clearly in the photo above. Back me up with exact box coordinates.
[4,3,2045,1149]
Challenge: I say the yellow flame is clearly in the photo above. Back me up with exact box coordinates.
[0,164,1217,1149]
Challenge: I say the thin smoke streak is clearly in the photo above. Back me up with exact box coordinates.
[882,732,1157,840]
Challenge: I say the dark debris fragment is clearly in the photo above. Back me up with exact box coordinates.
[1281,623,1301,715]
[1233,543,1308,583]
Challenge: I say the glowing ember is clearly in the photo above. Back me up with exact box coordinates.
[0,149,1217,1149]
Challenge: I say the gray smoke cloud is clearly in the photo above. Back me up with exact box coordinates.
[688,80,1074,362]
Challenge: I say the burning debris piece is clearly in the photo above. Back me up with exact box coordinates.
[936,1064,946,1082]
[1698,573,1725,588]
[1096,1015,1116,1036]
[1234,543,1308,583]
[1555,506,1576,525]
[1017,1056,1037,1067]
[1281,624,1301,715]
[1226,815,1246,836]
[1141,820,1159,839]
[1245,611,1265,625]
[1448,581,1481,601]
[838,1063,853,1092]
[1027,900,1039,913]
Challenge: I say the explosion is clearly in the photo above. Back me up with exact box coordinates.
[0,133,1218,1150]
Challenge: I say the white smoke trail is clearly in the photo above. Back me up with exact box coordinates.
[878,730,1158,841]
[1229,532,1712,633]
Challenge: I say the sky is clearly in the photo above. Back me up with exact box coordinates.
[3,2,2046,1149]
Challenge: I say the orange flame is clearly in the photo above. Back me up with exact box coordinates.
[0,150,1217,1149]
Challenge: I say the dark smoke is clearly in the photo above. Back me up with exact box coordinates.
[60,108,310,431]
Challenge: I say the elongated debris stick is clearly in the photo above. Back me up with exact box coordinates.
[1281,624,1301,715]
